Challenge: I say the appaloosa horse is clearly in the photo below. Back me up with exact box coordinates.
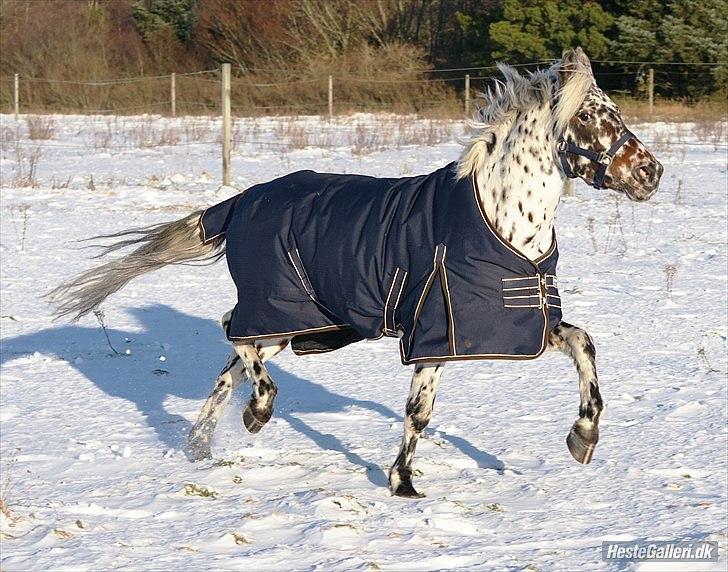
[51,48,663,497]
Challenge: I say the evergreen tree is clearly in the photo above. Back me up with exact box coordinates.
[132,0,197,45]
[458,0,613,64]
[609,0,727,97]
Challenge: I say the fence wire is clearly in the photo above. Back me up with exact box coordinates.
[2,58,724,118]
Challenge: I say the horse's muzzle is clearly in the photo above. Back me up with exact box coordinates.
[627,158,663,201]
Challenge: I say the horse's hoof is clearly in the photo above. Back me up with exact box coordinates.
[566,424,597,464]
[392,482,425,498]
[242,405,266,434]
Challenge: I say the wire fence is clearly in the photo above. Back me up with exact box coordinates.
[1,60,724,190]
[1,60,725,118]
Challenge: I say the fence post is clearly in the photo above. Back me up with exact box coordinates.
[170,72,176,117]
[14,73,19,119]
[328,75,333,121]
[564,178,574,197]
[221,63,232,186]
[464,74,470,117]
[647,68,654,115]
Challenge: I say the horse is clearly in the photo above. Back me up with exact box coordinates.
[50,48,663,498]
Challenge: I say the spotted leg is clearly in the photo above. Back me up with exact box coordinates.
[187,350,246,460]
[235,339,287,434]
[548,321,603,464]
[389,362,445,498]
[187,309,288,459]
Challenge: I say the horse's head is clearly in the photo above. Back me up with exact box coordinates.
[555,48,663,202]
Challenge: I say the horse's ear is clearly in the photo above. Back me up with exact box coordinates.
[559,47,593,85]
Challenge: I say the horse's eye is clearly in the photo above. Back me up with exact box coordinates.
[578,112,591,122]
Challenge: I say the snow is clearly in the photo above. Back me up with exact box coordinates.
[1,113,726,571]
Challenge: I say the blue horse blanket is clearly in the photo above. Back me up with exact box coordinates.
[199,163,562,364]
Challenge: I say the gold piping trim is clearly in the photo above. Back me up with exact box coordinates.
[383,268,400,333]
[198,195,242,245]
[439,248,457,356]
[470,177,557,267]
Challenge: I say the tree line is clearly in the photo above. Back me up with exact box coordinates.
[1,0,725,113]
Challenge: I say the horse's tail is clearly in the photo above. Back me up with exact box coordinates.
[48,210,225,321]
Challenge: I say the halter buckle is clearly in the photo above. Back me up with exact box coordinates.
[597,152,613,166]
[556,139,568,153]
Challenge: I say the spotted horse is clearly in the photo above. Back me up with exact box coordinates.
[51,48,663,498]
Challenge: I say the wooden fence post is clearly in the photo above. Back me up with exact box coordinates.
[14,73,19,119]
[328,75,333,121]
[171,72,176,117]
[647,68,654,115]
[564,178,574,197]
[464,74,470,117]
[221,63,232,186]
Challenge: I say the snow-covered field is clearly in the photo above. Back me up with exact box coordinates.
[1,113,726,571]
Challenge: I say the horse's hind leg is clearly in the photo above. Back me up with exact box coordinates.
[188,350,245,459]
[187,314,288,458]
[389,362,445,498]
[548,321,603,464]
[235,339,288,434]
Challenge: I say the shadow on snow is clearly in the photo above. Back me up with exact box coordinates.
[0,303,504,488]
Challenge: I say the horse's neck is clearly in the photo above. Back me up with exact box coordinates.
[474,106,565,260]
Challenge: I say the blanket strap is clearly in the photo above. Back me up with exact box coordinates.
[383,268,408,336]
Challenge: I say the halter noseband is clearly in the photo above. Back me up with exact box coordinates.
[557,130,634,190]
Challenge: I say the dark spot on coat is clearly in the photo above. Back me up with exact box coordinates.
[486,134,496,154]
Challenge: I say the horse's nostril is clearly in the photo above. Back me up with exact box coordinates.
[635,164,654,182]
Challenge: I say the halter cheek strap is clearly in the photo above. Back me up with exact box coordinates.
[557,130,634,190]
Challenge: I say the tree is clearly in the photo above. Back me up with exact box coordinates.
[608,0,727,98]
[458,0,613,65]
[132,0,196,45]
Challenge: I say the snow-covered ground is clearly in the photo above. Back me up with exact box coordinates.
[0,113,726,571]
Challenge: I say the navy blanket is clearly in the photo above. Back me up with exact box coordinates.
[200,163,562,364]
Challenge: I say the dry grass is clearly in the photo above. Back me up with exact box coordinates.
[12,144,42,187]
[616,97,727,123]
[26,115,55,140]
[0,451,18,531]
[260,116,453,154]
[128,118,181,148]
[692,119,727,149]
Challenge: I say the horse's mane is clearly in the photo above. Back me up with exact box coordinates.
[456,59,593,179]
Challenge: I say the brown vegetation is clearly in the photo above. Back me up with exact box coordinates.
[0,1,724,119]
[0,0,466,115]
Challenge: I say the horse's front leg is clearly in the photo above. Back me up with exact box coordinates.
[389,362,445,498]
[548,321,604,464]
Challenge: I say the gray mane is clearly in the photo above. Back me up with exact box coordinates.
[457,59,594,178]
